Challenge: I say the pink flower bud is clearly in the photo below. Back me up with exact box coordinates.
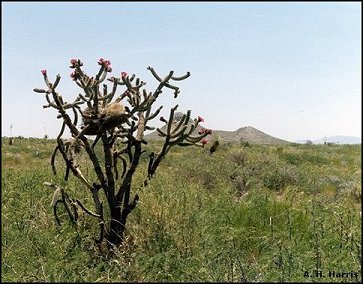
[198,116,204,123]
[41,70,47,76]
[70,59,78,65]
[70,71,78,81]
[99,58,111,70]
[201,138,208,145]
[198,128,212,135]
[122,90,131,97]
[121,72,128,78]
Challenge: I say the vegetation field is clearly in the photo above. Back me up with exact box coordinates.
[2,137,361,282]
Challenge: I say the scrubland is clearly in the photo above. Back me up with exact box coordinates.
[2,137,361,282]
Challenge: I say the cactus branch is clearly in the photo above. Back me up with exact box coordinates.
[76,199,101,218]
[44,182,77,225]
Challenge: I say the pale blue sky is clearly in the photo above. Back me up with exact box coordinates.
[2,2,361,142]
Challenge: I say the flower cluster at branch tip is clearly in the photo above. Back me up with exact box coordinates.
[201,138,209,145]
[121,72,128,78]
[197,116,204,123]
[122,90,132,97]
[41,69,47,76]
[198,128,212,135]
[70,58,83,68]
[98,58,112,72]
[70,71,78,81]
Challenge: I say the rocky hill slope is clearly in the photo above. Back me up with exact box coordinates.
[212,126,290,145]
[145,112,290,145]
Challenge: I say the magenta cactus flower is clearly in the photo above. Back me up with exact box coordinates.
[41,69,47,76]
[70,71,78,81]
[197,116,204,123]
[70,59,78,65]
[98,58,112,72]
[201,138,208,145]
[198,128,212,135]
[121,72,128,78]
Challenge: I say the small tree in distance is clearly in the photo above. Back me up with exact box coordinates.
[9,124,13,145]
[34,58,212,248]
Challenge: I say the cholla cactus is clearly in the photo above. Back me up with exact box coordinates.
[34,58,211,248]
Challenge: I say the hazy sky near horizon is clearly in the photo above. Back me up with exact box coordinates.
[2,2,361,142]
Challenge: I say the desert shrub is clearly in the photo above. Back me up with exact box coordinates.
[230,149,300,192]
[279,150,329,166]
[261,162,300,191]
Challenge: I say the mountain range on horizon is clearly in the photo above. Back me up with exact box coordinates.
[147,126,361,145]
[295,136,361,145]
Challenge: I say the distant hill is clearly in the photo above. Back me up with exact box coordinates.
[145,113,290,145]
[296,136,361,145]
[212,126,290,145]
